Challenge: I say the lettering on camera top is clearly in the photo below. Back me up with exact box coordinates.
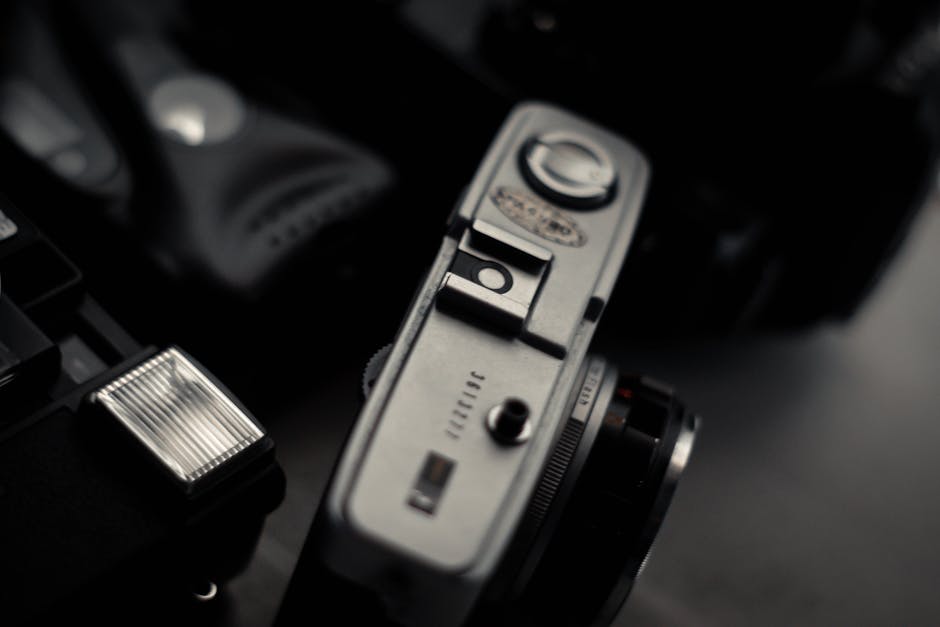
[489,186,587,247]
[446,370,486,440]
[572,360,606,424]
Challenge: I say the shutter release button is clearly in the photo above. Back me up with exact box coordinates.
[520,131,616,208]
[486,398,532,445]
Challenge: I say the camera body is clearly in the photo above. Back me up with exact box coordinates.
[310,103,696,626]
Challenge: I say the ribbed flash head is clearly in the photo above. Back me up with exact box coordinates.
[90,347,264,491]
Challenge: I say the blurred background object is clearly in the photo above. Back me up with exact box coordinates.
[189,0,940,334]
[5,0,939,342]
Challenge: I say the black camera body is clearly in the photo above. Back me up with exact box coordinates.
[0,199,284,625]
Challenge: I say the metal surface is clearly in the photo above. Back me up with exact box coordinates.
[521,131,617,208]
[510,357,615,593]
[469,217,555,265]
[89,347,265,490]
[489,187,589,247]
[361,344,393,398]
[437,219,552,332]
[453,105,647,355]
[347,310,559,568]
[438,272,530,331]
[317,102,649,627]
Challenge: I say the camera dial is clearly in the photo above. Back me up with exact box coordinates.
[520,131,617,208]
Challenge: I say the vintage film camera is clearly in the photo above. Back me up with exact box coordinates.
[282,104,698,626]
[0,199,283,625]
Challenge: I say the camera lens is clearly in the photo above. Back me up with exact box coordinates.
[480,357,697,626]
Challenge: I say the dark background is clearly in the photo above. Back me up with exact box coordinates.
[611,200,940,626]
[3,0,940,625]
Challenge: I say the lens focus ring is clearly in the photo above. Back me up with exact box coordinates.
[511,370,697,626]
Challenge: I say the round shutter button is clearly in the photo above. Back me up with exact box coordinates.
[486,398,532,445]
[520,131,616,209]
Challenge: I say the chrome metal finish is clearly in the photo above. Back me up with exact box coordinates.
[362,344,393,398]
[0,209,18,241]
[439,273,529,331]
[521,131,616,208]
[89,347,264,490]
[319,103,649,627]
[640,413,698,551]
[511,358,614,593]
[437,219,552,333]
[469,218,554,266]
[668,416,698,487]
[489,187,588,247]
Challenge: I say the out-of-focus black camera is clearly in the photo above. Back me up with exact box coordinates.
[0,0,394,321]
[185,0,940,335]
[0,198,284,626]
[7,0,939,342]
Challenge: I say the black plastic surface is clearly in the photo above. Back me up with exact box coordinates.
[0,295,59,401]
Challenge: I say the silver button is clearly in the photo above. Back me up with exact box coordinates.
[476,266,508,291]
[520,131,616,208]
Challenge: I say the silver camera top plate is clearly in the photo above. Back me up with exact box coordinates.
[318,102,649,626]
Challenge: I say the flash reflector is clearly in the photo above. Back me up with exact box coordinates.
[90,347,264,491]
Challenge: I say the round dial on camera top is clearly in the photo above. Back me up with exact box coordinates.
[520,131,616,208]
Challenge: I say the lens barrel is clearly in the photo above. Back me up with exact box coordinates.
[478,357,697,626]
